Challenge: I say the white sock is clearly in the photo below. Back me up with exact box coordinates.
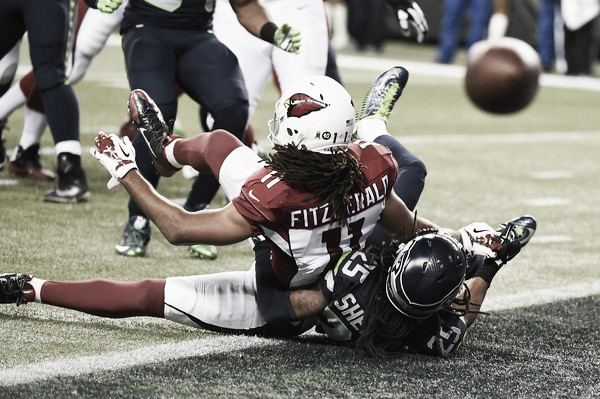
[164,138,184,168]
[0,82,26,120]
[19,106,47,149]
[28,277,47,303]
[55,140,81,156]
[355,118,389,142]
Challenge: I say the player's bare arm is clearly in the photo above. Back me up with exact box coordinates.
[289,284,328,319]
[230,0,301,53]
[91,132,253,246]
[456,277,489,327]
[120,170,253,246]
[229,0,271,37]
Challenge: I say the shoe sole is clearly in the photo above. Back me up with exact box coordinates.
[115,245,146,257]
[43,190,90,203]
[9,163,56,181]
[188,246,218,260]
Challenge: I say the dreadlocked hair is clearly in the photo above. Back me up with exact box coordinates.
[265,143,366,226]
[357,229,491,358]
[355,238,417,358]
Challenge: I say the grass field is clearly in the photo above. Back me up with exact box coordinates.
[1,38,600,398]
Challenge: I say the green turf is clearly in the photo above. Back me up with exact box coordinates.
[1,39,599,397]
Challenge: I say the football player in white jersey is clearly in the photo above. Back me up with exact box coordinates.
[213,0,328,121]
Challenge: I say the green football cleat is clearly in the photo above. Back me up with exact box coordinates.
[188,244,218,260]
[354,66,409,138]
[495,215,537,265]
[115,216,151,257]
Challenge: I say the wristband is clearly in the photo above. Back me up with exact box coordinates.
[473,259,500,287]
[260,22,278,44]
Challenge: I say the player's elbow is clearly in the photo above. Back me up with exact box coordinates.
[158,217,190,245]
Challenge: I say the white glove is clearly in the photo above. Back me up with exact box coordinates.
[90,132,137,189]
[458,222,502,258]
[395,1,429,43]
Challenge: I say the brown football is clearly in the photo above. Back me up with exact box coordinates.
[465,37,542,114]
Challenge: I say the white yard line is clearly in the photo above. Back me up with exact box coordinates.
[0,334,279,386]
[484,280,600,312]
[335,54,600,92]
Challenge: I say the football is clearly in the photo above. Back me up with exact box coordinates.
[464,37,542,114]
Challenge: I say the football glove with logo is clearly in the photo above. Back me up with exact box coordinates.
[90,132,137,189]
[458,222,502,258]
[96,0,122,13]
[390,0,429,43]
[274,24,302,54]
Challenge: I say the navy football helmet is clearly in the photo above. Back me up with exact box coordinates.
[386,231,467,319]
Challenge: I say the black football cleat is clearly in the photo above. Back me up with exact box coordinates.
[9,144,56,181]
[128,89,181,177]
[495,215,537,265]
[44,152,90,203]
[354,66,409,137]
[0,273,33,307]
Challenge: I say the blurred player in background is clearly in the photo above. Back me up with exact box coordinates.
[436,0,493,63]
[102,0,302,259]
[0,0,89,202]
[0,0,125,182]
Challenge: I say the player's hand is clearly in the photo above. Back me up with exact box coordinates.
[274,24,302,54]
[90,132,137,189]
[458,222,502,258]
[393,0,429,43]
[97,0,122,13]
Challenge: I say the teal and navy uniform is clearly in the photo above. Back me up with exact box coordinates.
[317,250,468,357]
[120,0,249,218]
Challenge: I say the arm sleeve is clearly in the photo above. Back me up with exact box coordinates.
[254,242,298,323]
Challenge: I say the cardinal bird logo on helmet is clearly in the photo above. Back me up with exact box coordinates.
[285,93,328,118]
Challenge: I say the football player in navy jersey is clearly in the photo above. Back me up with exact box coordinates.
[87,0,302,259]
[259,218,536,357]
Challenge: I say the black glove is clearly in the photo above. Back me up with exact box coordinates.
[388,0,429,43]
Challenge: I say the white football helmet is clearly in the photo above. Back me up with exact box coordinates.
[267,76,355,153]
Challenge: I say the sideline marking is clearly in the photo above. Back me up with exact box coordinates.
[530,170,573,180]
[532,235,572,243]
[525,197,571,206]
[335,54,600,92]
